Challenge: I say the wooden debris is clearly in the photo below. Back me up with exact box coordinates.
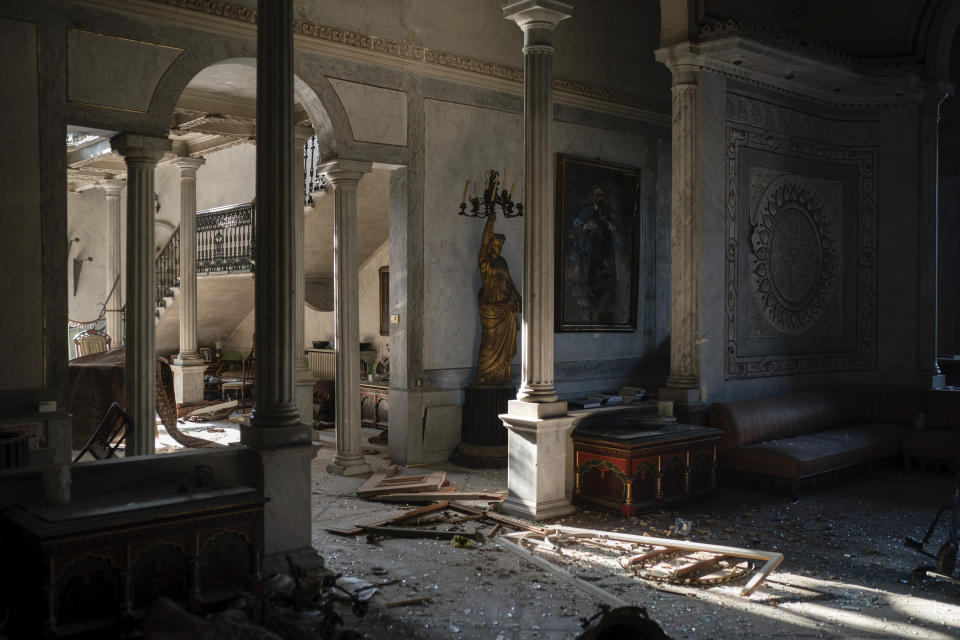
[385,596,432,608]
[370,491,504,503]
[356,465,447,498]
[502,525,783,596]
[361,525,478,540]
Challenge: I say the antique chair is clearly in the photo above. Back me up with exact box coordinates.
[72,327,111,358]
[220,356,255,411]
[73,402,128,462]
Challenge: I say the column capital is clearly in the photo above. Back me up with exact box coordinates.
[502,0,572,30]
[293,125,314,145]
[99,178,126,196]
[110,133,171,163]
[319,159,372,186]
[172,155,205,175]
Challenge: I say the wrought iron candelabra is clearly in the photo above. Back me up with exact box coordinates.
[458,169,523,218]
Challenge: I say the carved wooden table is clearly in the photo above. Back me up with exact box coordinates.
[572,422,721,516]
[0,485,264,638]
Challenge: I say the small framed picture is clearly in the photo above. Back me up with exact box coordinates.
[199,347,213,363]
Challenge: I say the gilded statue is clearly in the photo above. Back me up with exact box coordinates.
[471,211,521,387]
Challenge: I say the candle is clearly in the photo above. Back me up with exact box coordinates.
[509,181,515,199]
[502,168,508,190]
[462,179,469,202]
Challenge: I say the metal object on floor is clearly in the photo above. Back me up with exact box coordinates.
[904,465,959,579]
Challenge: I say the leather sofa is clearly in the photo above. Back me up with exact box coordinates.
[708,387,960,497]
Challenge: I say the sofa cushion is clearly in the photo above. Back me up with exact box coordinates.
[720,424,908,479]
[709,390,847,451]
[901,429,960,461]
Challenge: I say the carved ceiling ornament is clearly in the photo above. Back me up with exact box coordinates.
[748,174,840,336]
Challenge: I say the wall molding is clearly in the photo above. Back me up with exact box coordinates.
[79,0,670,124]
[724,92,878,379]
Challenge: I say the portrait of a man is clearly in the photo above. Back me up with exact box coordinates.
[555,155,640,332]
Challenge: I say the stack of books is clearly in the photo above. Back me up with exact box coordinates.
[568,386,647,409]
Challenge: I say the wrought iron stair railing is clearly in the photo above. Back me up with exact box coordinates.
[155,225,181,312]
[196,202,256,274]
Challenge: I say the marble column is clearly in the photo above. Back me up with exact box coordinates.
[293,127,315,425]
[918,96,947,387]
[660,67,705,408]
[100,178,125,348]
[110,134,171,456]
[503,0,571,416]
[172,156,207,404]
[242,0,311,448]
[320,159,372,476]
[245,0,318,575]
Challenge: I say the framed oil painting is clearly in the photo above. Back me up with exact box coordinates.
[555,154,641,332]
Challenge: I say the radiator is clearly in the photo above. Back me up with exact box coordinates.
[307,349,336,381]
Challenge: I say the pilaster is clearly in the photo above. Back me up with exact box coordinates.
[110,133,172,456]
[918,96,947,388]
[320,159,372,476]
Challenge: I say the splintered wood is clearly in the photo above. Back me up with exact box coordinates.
[499,526,783,597]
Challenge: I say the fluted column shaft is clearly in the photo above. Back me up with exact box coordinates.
[292,128,314,424]
[504,1,571,404]
[174,157,205,364]
[918,97,945,384]
[246,0,304,441]
[101,179,125,348]
[111,134,171,456]
[665,76,702,392]
[321,160,372,475]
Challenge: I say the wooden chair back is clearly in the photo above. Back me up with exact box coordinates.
[73,328,111,358]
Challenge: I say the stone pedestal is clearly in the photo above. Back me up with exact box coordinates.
[256,444,322,574]
[451,385,515,468]
[171,362,206,405]
[499,404,577,520]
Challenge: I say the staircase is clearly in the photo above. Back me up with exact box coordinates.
[152,202,257,355]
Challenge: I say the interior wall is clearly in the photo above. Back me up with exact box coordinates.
[697,77,924,403]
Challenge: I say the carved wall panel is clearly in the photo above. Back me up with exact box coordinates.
[725,93,878,378]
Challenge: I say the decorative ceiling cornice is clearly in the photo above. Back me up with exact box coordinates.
[697,20,917,76]
[144,0,670,117]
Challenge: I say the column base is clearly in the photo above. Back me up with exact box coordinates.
[500,410,578,522]
[263,546,325,576]
[171,360,207,404]
[659,385,705,410]
[506,399,568,419]
[498,495,576,521]
[327,452,371,476]
[295,365,314,426]
[254,444,320,565]
[240,422,312,449]
[930,373,947,389]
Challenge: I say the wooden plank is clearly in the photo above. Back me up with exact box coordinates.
[381,501,450,526]
[373,491,504,503]
[355,465,398,497]
[385,596,433,608]
[503,525,784,596]
[496,536,628,608]
[357,470,446,498]
[483,510,549,534]
[361,525,477,540]
[671,554,729,580]
[620,546,670,567]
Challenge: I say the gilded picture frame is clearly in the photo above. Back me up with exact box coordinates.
[555,154,641,332]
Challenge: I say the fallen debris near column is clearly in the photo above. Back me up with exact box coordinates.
[370,490,505,503]
[355,465,447,498]
[500,525,783,597]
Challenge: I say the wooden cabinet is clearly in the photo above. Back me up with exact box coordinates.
[572,423,721,516]
[0,486,264,638]
[359,382,389,429]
